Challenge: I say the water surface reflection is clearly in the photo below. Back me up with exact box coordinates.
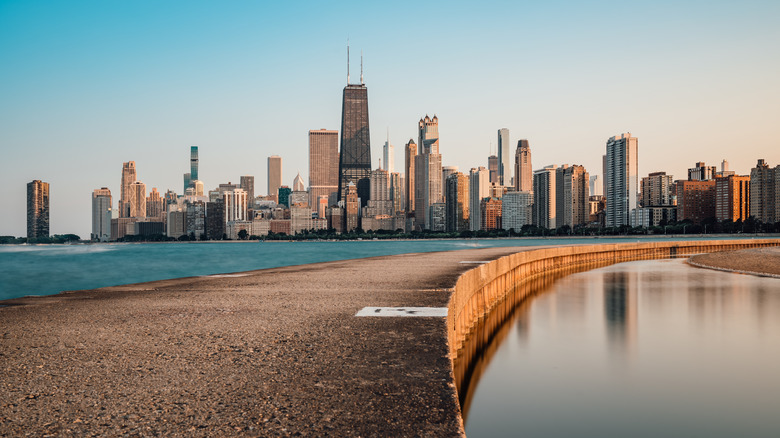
[464,259,780,437]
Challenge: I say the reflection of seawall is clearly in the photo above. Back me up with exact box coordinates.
[448,239,780,418]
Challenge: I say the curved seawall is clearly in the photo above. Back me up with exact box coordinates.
[447,238,780,419]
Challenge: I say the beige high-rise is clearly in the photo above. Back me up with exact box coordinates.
[405,139,416,217]
[129,181,147,219]
[515,140,533,192]
[268,155,282,202]
[414,115,443,230]
[120,161,137,218]
[308,130,339,210]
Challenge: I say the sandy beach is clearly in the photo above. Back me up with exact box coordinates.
[689,247,780,277]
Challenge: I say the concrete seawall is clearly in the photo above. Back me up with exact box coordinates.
[448,238,780,416]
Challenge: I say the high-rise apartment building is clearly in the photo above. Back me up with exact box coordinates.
[404,139,416,218]
[556,165,589,228]
[27,180,50,239]
[338,72,371,206]
[497,128,511,186]
[605,133,638,227]
[91,187,112,241]
[715,175,750,222]
[502,191,533,232]
[146,188,164,220]
[309,129,339,210]
[640,172,674,207]
[120,161,137,218]
[480,198,502,230]
[445,172,469,232]
[364,168,393,217]
[688,162,716,181]
[750,159,778,224]
[223,189,248,223]
[469,167,490,231]
[676,180,716,224]
[488,155,498,184]
[533,166,557,229]
[268,155,282,201]
[414,115,443,229]
[514,140,532,192]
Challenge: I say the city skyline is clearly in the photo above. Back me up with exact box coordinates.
[2,1,780,237]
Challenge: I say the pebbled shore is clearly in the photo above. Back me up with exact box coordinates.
[0,247,525,437]
[688,247,780,277]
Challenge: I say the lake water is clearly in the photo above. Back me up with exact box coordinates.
[0,237,618,301]
[464,259,780,437]
[0,237,768,302]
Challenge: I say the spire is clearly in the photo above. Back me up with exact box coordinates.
[360,50,364,84]
[347,40,350,85]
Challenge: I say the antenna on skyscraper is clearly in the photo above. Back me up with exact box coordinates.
[347,39,350,84]
[360,50,364,84]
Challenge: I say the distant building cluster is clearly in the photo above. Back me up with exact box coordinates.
[25,51,780,240]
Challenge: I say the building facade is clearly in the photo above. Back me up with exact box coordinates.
[120,161,137,218]
[414,115,443,230]
[27,180,50,239]
[308,129,339,211]
[497,128,511,186]
[749,159,778,224]
[469,167,490,231]
[514,139,532,192]
[445,172,469,232]
[502,191,533,232]
[605,133,639,227]
[268,155,282,201]
[533,166,557,229]
[556,165,589,228]
[91,187,112,241]
[715,175,750,222]
[338,83,371,206]
[676,180,716,225]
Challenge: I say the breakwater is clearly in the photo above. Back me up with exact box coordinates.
[447,238,780,416]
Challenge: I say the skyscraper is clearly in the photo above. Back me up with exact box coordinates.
[309,129,339,210]
[91,187,112,241]
[120,161,137,218]
[715,175,750,222]
[405,139,416,218]
[190,146,199,181]
[146,187,164,221]
[344,182,359,232]
[488,155,498,184]
[533,166,557,229]
[555,165,590,228]
[514,140,532,192]
[129,181,147,219]
[240,176,255,207]
[605,133,639,227]
[750,159,778,224]
[338,50,371,206]
[268,155,282,201]
[27,180,49,239]
[414,115,443,229]
[383,132,394,173]
[445,172,469,232]
[469,167,490,231]
[502,191,533,232]
[497,128,511,186]
[293,173,305,192]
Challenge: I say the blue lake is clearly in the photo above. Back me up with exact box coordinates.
[0,236,766,301]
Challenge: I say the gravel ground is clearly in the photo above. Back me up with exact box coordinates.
[689,247,780,277]
[0,247,524,437]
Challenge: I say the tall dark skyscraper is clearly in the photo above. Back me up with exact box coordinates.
[27,180,50,239]
[338,48,371,206]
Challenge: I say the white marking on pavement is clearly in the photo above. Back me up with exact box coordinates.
[459,261,491,264]
[355,307,448,317]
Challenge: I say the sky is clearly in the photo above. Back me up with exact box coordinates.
[1,0,779,237]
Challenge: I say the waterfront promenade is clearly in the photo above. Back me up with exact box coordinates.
[1,241,778,436]
[0,246,523,436]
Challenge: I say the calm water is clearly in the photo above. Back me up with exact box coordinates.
[464,259,780,437]
[0,237,624,301]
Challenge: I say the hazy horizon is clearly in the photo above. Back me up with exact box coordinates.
[2,1,779,237]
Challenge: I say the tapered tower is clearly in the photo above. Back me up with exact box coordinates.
[338,47,371,206]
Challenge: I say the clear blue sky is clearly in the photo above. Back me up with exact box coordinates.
[1,0,779,237]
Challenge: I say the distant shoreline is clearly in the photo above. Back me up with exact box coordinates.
[3,233,779,245]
